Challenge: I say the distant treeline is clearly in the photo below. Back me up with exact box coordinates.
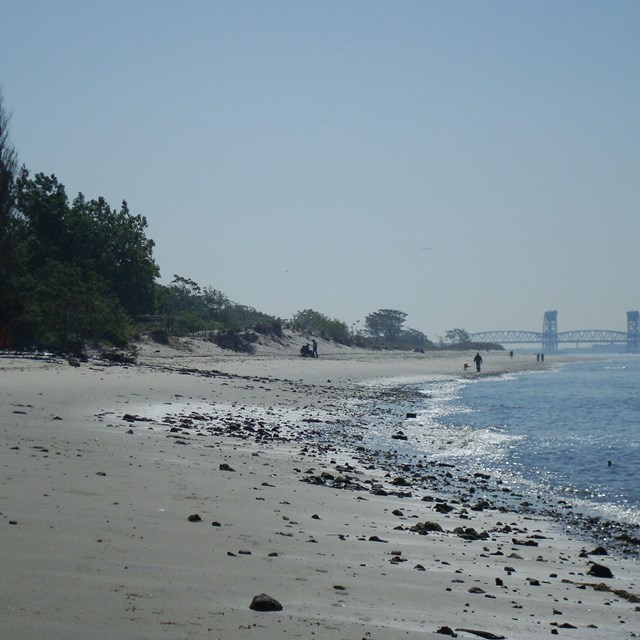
[0,92,492,354]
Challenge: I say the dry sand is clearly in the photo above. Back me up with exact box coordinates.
[1,337,638,639]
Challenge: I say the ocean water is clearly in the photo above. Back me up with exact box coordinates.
[396,356,640,526]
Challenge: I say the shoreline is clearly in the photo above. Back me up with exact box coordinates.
[1,344,638,639]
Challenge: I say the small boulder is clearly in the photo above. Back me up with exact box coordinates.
[249,593,283,612]
[587,563,614,579]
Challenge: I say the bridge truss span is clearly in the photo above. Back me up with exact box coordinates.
[470,329,630,345]
[469,330,542,344]
[470,311,639,352]
[558,329,628,343]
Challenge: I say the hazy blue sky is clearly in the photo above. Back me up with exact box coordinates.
[2,1,638,339]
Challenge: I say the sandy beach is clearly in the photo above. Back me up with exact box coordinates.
[1,336,638,640]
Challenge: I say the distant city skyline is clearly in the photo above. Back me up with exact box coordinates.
[2,1,638,339]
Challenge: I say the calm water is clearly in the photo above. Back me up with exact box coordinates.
[401,356,640,525]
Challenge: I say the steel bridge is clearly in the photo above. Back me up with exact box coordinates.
[470,310,640,353]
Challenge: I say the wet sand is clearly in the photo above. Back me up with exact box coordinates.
[1,338,638,639]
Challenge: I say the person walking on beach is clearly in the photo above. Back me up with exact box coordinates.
[473,352,483,372]
[312,339,318,358]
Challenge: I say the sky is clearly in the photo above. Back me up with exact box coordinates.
[2,0,639,340]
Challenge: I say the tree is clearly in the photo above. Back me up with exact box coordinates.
[0,91,25,329]
[445,328,471,346]
[16,170,70,269]
[291,309,328,334]
[16,173,160,317]
[23,262,131,349]
[397,327,431,349]
[291,308,350,344]
[364,309,407,341]
[67,195,159,315]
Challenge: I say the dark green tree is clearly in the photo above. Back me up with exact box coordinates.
[445,328,471,346]
[16,170,70,269]
[23,262,132,349]
[13,169,159,346]
[16,173,159,318]
[364,309,408,341]
[291,308,350,344]
[397,327,431,349]
[0,90,25,331]
[68,194,159,315]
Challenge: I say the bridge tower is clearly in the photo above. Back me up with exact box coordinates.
[542,310,558,353]
[627,311,639,353]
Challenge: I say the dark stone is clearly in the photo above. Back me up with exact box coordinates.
[219,463,235,472]
[512,538,538,546]
[588,563,614,579]
[454,527,488,541]
[589,546,608,556]
[406,412,417,419]
[211,521,221,527]
[436,626,457,637]
[434,503,454,514]
[410,521,444,534]
[249,593,283,612]
[187,514,202,522]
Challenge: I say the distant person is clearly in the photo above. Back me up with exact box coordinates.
[509,350,513,358]
[541,353,544,362]
[312,338,318,358]
[536,353,540,362]
[473,352,483,372]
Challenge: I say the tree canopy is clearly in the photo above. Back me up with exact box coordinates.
[364,309,408,341]
[11,170,159,348]
[445,328,471,345]
[0,90,23,330]
[291,308,350,344]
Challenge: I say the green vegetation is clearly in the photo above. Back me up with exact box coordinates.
[7,169,158,349]
[290,309,350,345]
[444,328,471,346]
[364,309,431,351]
[151,274,284,352]
[441,327,503,351]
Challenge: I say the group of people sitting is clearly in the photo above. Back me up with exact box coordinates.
[300,339,318,358]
